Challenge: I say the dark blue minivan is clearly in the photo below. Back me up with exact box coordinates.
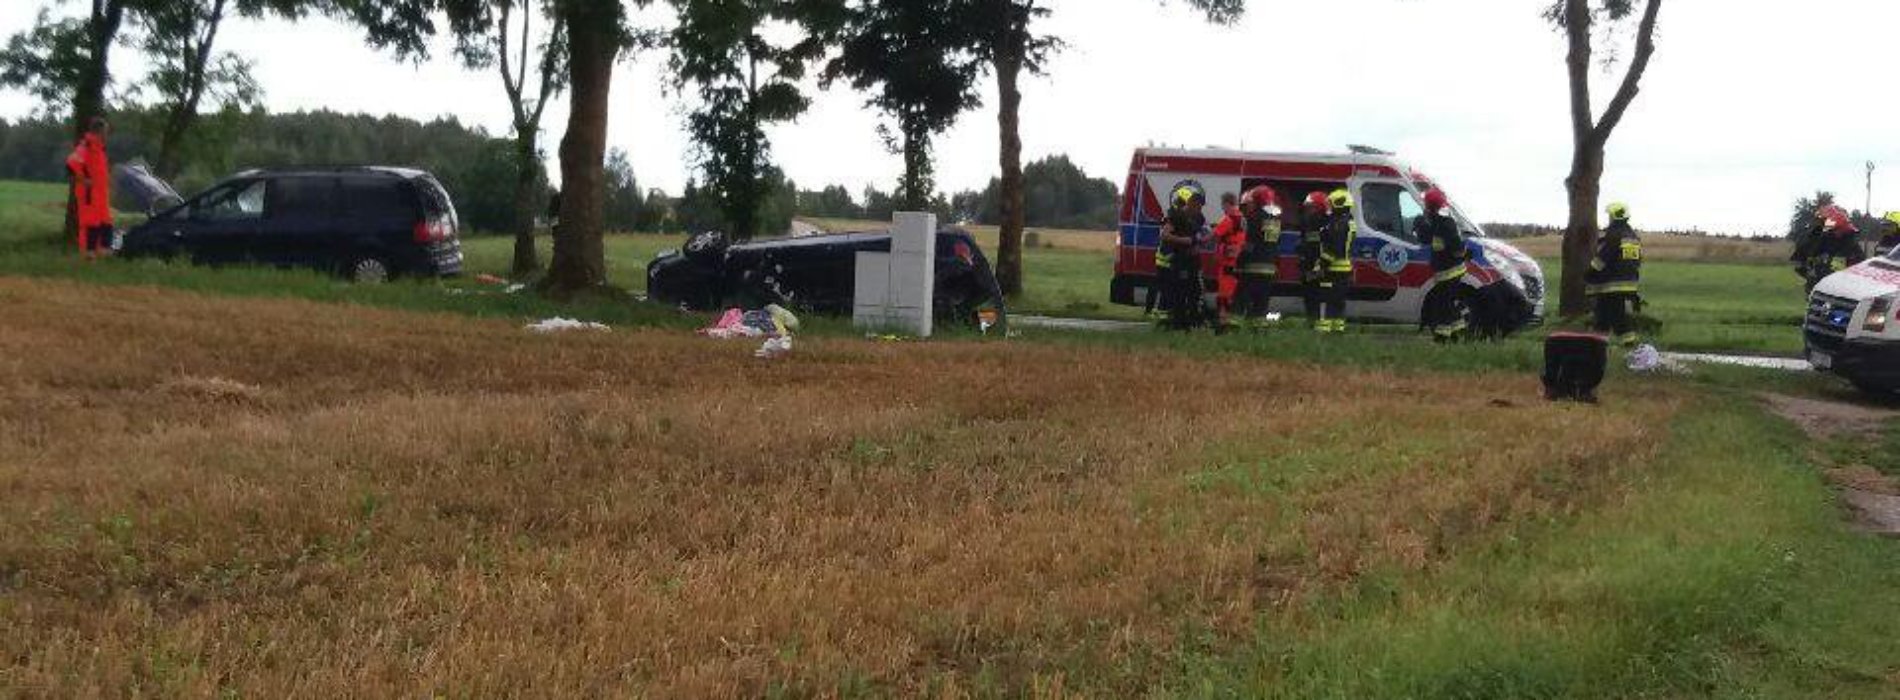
[120,166,463,282]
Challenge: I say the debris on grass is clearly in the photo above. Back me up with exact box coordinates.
[525,317,610,333]
[157,376,268,404]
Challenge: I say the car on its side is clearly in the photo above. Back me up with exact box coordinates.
[119,166,462,282]
[646,227,1008,328]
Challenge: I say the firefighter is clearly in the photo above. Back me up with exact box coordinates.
[1876,211,1900,257]
[1234,186,1283,330]
[1587,202,1643,347]
[1312,189,1356,333]
[1158,186,1207,330]
[1414,188,1469,342]
[1210,192,1246,331]
[65,116,113,262]
[1791,204,1864,292]
[1298,192,1329,328]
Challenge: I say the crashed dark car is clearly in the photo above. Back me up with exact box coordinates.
[116,164,463,282]
[647,227,1008,327]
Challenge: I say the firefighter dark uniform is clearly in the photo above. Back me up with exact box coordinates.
[1587,202,1643,347]
[1792,205,1864,293]
[1413,189,1468,342]
[1313,189,1356,333]
[1874,212,1900,257]
[1235,187,1282,329]
[1298,194,1327,327]
[1159,189,1208,330]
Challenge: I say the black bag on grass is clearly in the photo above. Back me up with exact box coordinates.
[1543,332,1608,403]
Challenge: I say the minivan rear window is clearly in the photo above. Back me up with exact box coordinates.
[267,176,337,219]
[338,177,414,218]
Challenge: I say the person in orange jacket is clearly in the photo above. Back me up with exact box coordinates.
[65,116,113,261]
[1210,191,1246,331]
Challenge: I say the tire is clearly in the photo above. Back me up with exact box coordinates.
[346,257,390,284]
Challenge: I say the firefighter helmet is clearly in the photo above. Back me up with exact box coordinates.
[1422,188,1450,214]
[1303,191,1331,214]
[1173,186,1197,206]
[1328,189,1353,210]
[1607,202,1630,221]
[1885,211,1900,230]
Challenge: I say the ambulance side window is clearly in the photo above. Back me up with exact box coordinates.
[1359,182,1421,244]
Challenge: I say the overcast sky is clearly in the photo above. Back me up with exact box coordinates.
[3,0,1895,234]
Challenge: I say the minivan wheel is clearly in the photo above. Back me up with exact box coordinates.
[347,257,390,284]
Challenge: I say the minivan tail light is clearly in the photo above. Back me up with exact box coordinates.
[413,218,449,244]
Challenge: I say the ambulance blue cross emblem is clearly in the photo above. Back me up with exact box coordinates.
[1376,243,1409,275]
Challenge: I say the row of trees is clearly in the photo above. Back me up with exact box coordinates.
[4,0,1664,314]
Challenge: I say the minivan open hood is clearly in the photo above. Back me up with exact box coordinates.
[112,161,183,214]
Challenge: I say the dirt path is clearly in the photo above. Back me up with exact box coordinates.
[1762,393,1900,536]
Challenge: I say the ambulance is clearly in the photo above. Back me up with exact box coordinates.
[1804,254,1900,393]
[1110,146,1546,330]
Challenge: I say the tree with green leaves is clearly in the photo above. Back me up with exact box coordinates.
[1549,0,1663,317]
[319,0,649,294]
[963,0,1242,297]
[447,0,567,276]
[135,0,262,180]
[668,0,826,240]
[540,0,652,295]
[824,0,982,211]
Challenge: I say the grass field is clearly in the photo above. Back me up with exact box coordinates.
[0,180,1816,354]
[2,276,1895,696]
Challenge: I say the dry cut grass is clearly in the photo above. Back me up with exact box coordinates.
[0,277,1680,697]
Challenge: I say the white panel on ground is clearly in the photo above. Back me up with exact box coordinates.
[853,212,936,337]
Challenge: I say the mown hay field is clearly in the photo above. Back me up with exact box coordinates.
[0,276,1690,696]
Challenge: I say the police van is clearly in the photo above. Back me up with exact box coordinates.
[1110,146,1546,330]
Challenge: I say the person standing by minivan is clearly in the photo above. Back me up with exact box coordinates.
[1415,188,1469,342]
[65,116,113,262]
[1792,204,1863,293]
[1587,202,1643,347]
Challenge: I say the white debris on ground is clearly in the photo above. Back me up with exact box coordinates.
[525,317,611,333]
[1659,352,1813,372]
[1626,344,1691,373]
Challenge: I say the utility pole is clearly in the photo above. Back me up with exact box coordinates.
[1868,161,1877,216]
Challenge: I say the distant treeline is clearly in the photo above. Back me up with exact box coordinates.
[1,108,1124,235]
[1481,221,1784,241]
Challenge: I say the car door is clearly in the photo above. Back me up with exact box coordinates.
[1350,180,1431,322]
[254,175,339,269]
[181,178,267,265]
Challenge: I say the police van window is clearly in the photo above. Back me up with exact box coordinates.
[1359,182,1420,243]
[195,180,266,221]
[267,177,337,219]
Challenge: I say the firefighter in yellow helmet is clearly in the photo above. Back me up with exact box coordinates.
[1587,202,1643,347]
[1157,186,1208,330]
[1306,188,1356,333]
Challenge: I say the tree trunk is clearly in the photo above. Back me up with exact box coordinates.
[510,132,541,276]
[542,2,615,296]
[1560,144,1604,317]
[898,123,931,212]
[992,48,1026,298]
[156,0,223,181]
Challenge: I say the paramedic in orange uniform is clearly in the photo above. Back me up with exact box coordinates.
[66,116,113,261]
[1210,192,1245,331]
